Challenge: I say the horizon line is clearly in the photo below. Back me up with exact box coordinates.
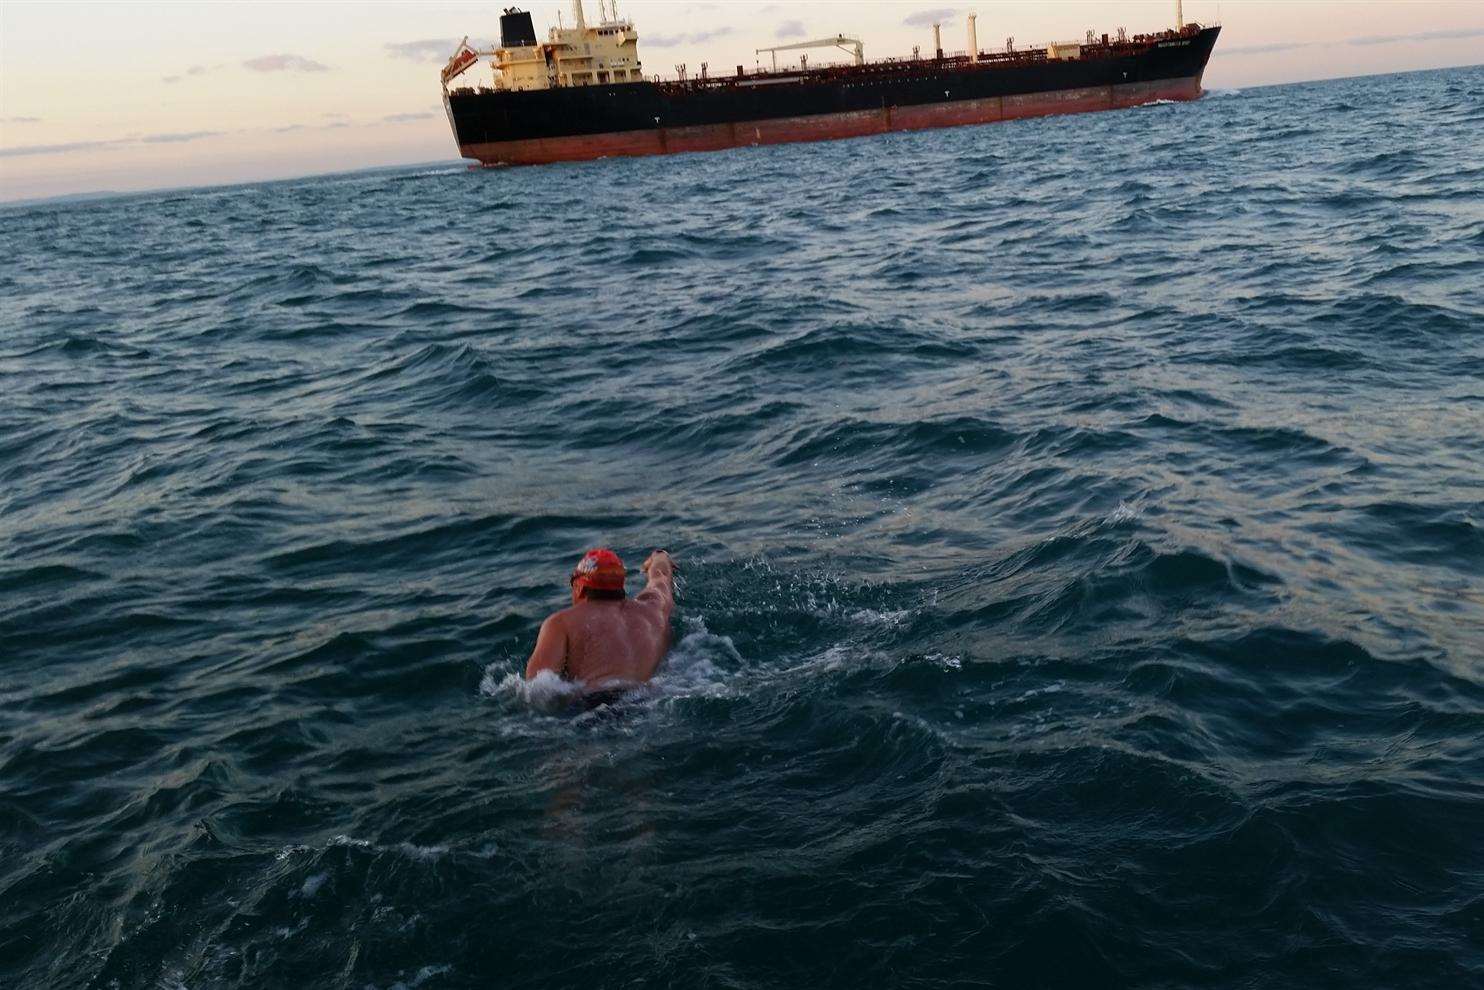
[2,60,1478,209]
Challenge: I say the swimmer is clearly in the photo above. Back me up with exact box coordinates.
[524,548,675,694]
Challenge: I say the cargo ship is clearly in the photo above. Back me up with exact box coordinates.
[441,2,1220,166]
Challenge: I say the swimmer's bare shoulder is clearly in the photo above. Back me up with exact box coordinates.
[524,609,570,680]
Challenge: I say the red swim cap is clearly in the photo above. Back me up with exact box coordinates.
[571,548,626,592]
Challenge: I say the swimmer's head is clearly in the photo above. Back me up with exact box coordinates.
[570,548,626,602]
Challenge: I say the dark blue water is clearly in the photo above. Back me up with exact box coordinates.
[3,66,1483,989]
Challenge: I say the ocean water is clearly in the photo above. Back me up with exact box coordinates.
[3,65,1482,989]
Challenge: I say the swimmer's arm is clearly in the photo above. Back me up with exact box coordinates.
[636,550,675,620]
[523,615,567,680]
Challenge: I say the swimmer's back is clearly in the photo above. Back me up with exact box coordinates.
[561,595,670,684]
[525,549,677,688]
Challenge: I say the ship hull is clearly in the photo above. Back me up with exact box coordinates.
[448,26,1218,166]
[458,77,1202,165]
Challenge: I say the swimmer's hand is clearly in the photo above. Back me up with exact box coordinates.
[642,549,673,577]
[637,550,676,620]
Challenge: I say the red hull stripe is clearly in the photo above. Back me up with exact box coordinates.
[460,77,1203,166]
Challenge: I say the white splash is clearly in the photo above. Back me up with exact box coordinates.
[388,964,454,990]
[1015,681,1066,701]
[275,833,486,866]
[642,616,740,701]
[274,918,310,939]
[926,652,962,670]
[780,643,858,676]
[395,842,450,861]
[778,642,898,679]
[480,667,582,711]
[845,606,914,627]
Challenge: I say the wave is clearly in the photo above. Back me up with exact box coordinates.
[343,341,545,410]
[723,321,977,374]
[15,334,151,360]
[397,166,470,179]
[1341,148,1427,180]
[771,414,1018,468]
[224,262,354,302]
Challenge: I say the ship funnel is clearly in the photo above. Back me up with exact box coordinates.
[500,9,537,48]
[932,22,942,59]
[573,0,586,31]
[967,13,978,62]
[1176,0,1184,28]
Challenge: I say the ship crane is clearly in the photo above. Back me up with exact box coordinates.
[755,35,864,72]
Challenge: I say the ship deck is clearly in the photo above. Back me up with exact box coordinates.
[653,25,1206,95]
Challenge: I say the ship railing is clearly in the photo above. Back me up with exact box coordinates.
[641,23,1206,88]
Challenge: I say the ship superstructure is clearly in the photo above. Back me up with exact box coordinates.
[440,1,1220,167]
[487,3,641,91]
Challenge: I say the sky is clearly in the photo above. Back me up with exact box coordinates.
[2,1,1481,202]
